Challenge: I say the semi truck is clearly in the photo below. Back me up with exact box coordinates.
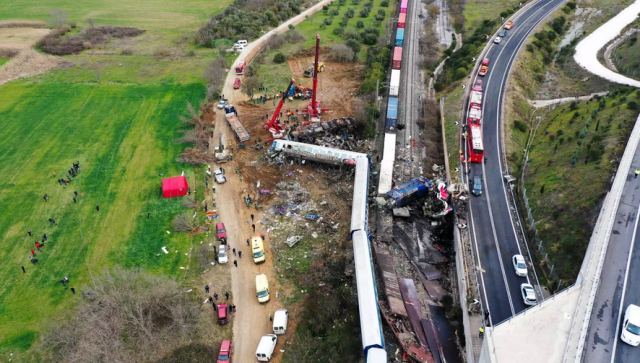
[223,105,250,142]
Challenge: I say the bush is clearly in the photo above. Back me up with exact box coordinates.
[273,52,286,63]
[359,8,370,18]
[380,0,389,6]
[514,120,528,133]
[356,20,364,28]
[328,44,355,62]
[324,17,333,26]
[333,27,344,36]
[345,8,355,18]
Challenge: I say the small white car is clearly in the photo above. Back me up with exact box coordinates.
[493,36,502,44]
[233,40,248,51]
[216,99,227,109]
[512,254,528,277]
[520,283,537,306]
[218,244,228,264]
[214,167,227,184]
[621,304,640,346]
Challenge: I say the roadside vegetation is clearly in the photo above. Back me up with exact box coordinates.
[612,19,640,79]
[0,1,233,359]
[504,0,638,288]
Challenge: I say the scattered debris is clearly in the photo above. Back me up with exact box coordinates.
[285,235,303,247]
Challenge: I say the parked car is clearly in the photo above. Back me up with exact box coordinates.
[272,309,288,335]
[471,175,483,196]
[233,78,241,89]
[233,39,248,51]
[216,339,232,363]
[504,20,514,30]
[216,99,227,109]
[214,167,227,184]
[252,236,266,264]
[512,254,528,277]
[520,283,537,306]
[621,304,640,346]
[256,274,270,303]
[217,303,229,325]
[218,244,229,264]
[255,334,277,362]
[493,36,502,44]
[216,222,227,242]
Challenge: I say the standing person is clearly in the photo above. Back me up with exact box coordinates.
[250,214,254,221]
[214,292,219,300]
[225,291,230,300]
[35,241,41,250]
[70,287,76,294]
[96,205,100,212]
[246,239,250,246]
[27,230,32,237]
[42,233,47,242]
[205,284,210,294]
[232,248,236,256]
[252,224,256,232]
[21,266,26,273]
[238,250,242,258]
[31,249,35,256]
[233,260,238,267]
[43,194,48,202]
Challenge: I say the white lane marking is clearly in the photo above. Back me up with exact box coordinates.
[610,197,640,361]
[469,201,495,326]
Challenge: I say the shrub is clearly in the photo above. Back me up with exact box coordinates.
[346,8,355,18]
[333,27,345,36]
[273,52,286,63]
[356,20,364,28]
[380,0,389,6]
[359,8,370,18]
[514,120,528,133]
[324,17,333,26]
[328,44,355,62]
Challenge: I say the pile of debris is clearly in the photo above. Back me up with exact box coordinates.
[290,117,354,141]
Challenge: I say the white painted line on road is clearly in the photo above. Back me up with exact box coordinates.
[469,198,496,327]
[610,195,640,361]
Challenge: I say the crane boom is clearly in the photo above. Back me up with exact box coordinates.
[266,78,296,136]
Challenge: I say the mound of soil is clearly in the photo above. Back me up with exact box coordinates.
[38,25,145,55]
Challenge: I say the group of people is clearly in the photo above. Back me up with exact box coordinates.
[57,161,80,186]
[25,231,48,265]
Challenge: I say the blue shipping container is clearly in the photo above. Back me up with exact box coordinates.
[387,177,433,207]
[395,29,405,46]
[386,96,398,131]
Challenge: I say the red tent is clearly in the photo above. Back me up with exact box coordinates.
[162,176,189,198]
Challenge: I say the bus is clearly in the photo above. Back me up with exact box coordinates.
[468,123,484,163]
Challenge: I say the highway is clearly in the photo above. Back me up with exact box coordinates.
[466,0,565,325]
[582,138,640,362]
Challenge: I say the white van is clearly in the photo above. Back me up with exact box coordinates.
[233,39,248,51]
[252,236,266,264]
[272,309,288,335]
[256,274,270,303]
[621,304,640,346]
[255,334,277,361]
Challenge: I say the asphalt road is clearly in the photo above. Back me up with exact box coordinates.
[466,0,565,325]
[582,139,640,362]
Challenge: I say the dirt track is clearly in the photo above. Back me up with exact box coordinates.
[213,1,333,361]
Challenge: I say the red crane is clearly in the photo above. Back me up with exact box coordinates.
[266,78,296,139]
[307,34,321,121]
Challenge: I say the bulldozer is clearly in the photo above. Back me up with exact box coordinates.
[303,62,325,77]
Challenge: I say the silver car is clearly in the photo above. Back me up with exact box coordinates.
[520,283,537,306]
[214,167,226,184]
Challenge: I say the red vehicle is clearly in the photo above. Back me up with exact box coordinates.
[467,104,482,125]
[467,123,484,163]
[216,222,227,242]
[216,339,232,363]
[392,47,402,69]
[217,303,229,325]
[235,61,245,75]
[400,0,408,13]
[469,89,483,107]
[398,13,406,28]
[233,78,241,89]
[478,58,490,76]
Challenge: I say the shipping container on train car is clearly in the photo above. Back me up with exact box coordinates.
[395,28,405,47]
[398,13,407,28]
[385,96,399,131]
[400,0,408,14]
[389,69,401,97]
[392,47,403,69]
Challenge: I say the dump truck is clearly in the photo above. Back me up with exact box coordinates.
[223,105,250,142]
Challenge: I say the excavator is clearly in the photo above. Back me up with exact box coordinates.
[265,79,296,139]
[303,62,325,77]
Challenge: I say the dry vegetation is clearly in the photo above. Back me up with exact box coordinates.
[38,26,144,55]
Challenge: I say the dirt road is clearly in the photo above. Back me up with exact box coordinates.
[212,1,333,361]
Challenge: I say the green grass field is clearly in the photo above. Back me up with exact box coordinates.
[462,0,521,32]
[613,33,640,79]
[0,57,8,67]
[253,0,397,93]
[0,0,234,357]
[0,80,206,355]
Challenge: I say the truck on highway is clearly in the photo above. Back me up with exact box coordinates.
[223,105,251,142]
[478,58,490,76]
[387,177,433,207]
[389,69,400,97]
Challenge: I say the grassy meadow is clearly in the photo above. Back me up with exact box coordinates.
[0,0,234,357]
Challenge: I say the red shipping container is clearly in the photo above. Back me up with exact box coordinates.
[398,13,406,28]
[392,47,402,69]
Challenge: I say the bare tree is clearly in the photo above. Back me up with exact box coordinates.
[241,76,261,100]
[204,57,226,101]
[37,269,206,363]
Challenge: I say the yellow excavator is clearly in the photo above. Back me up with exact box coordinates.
[303,62,325,77]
